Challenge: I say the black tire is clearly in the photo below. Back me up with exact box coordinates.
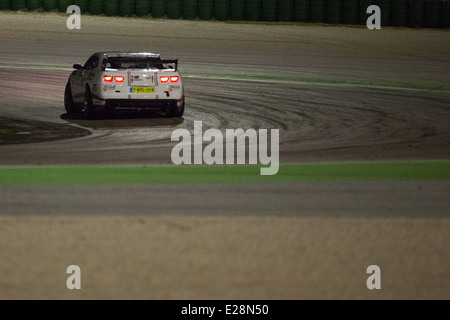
[169,98,185,118]
[84,86,97,120]
[64,81,82,114]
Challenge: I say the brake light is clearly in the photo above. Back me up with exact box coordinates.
[114,76,125,83]
[103,75,113,82]
[160,76,169,83]
[170,76,179,83]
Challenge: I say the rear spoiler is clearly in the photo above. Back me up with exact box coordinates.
[161,59,178,71]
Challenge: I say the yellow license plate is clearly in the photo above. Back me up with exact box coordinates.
[131,87,155,93]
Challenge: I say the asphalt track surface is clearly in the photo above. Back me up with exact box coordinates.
[0,12,449,300]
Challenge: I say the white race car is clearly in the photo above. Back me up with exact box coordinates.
[64,52,185,119]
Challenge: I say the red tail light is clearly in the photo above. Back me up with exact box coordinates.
[103,75,113,82]
[160,76,169,83]
[170,76,179,83]
[114,76,125,83]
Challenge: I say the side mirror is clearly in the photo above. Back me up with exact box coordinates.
[73,64,83,70]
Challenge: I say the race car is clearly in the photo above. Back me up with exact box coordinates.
[64,52,185,119]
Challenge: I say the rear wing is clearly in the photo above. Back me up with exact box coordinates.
[161,59,178,71]
[100,57,178,71]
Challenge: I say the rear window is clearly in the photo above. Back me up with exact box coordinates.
[103,57,164,69]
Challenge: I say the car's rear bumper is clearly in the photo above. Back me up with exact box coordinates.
[103,98,183,111]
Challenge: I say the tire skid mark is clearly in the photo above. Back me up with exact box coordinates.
[1,70,450,164]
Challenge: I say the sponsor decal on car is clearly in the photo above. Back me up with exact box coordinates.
[103,84,116,91]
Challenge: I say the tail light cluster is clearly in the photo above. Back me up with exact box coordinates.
[160,76,179,83]
[103,75,179,83]
[103,76,124,83]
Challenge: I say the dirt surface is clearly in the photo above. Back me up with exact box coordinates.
[0,12,449,300]
[1,215,448,300]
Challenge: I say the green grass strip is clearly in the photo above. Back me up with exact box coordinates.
[0,161,449,185]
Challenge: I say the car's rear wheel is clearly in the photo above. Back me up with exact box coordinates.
[169,98,185,118]
[64,81,82,114]
[84,87,97,120]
